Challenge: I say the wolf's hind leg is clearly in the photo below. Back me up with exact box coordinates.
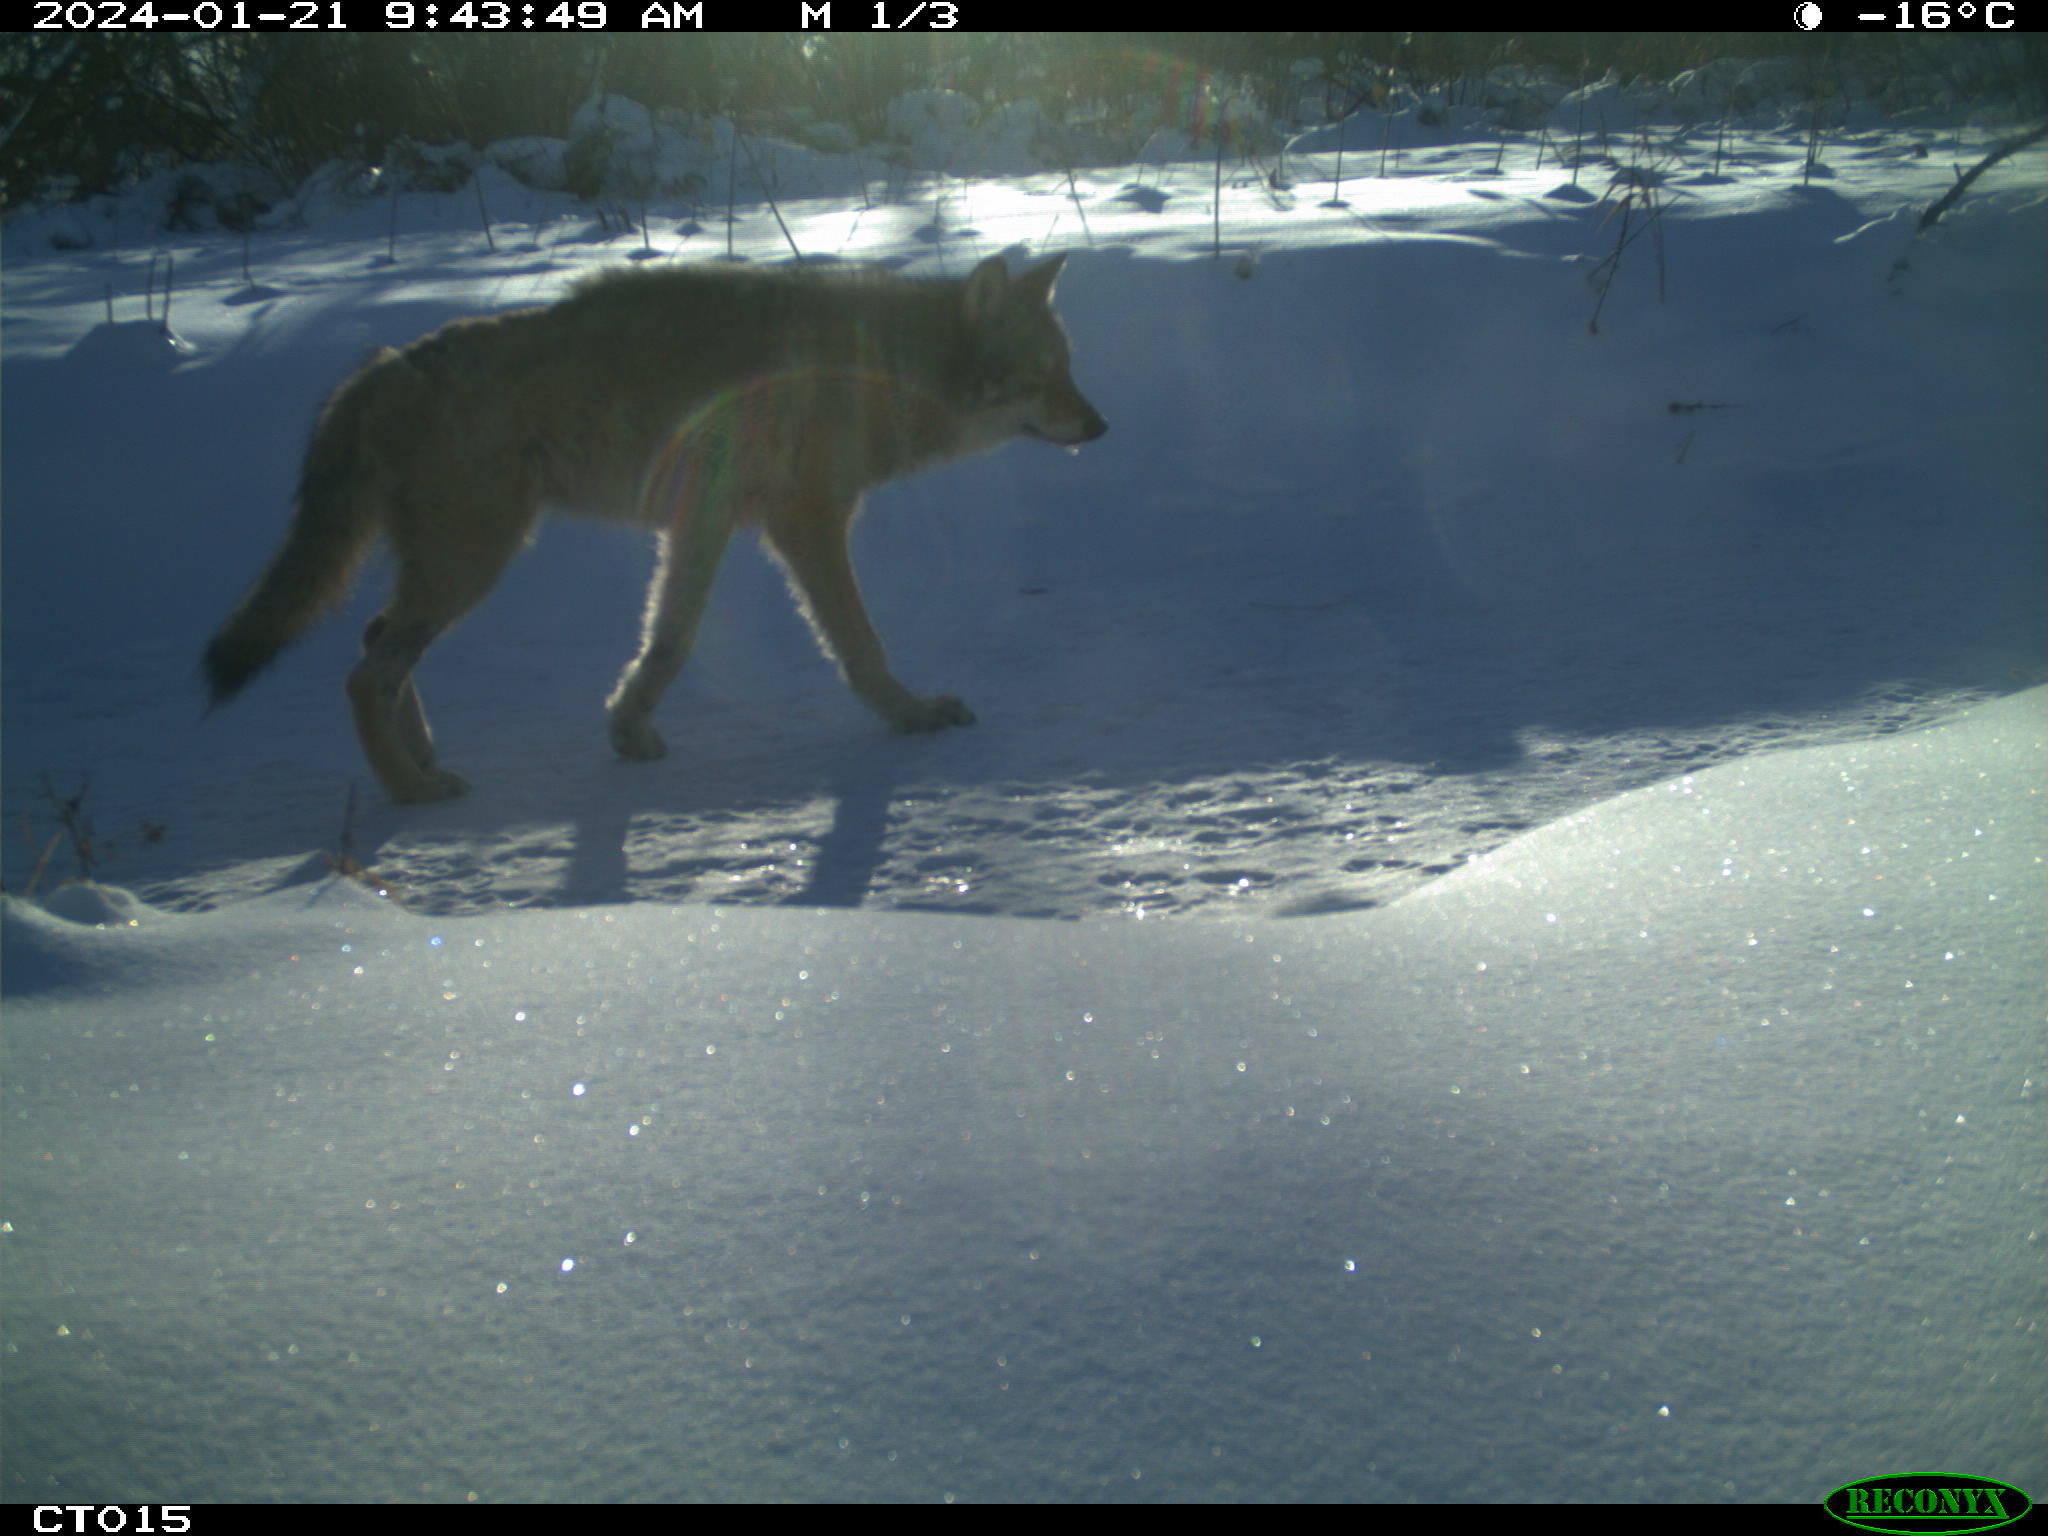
[360,614,437,771]
[348,503,529,802]
[350,613,471,804]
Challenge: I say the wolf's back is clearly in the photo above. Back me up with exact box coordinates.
[202,353,399,705]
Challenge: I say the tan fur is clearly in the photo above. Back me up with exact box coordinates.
[203,255,1106,803]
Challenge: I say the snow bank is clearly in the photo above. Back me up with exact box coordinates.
[5,689,2040,1502]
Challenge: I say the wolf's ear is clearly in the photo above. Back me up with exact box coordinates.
[1015,253,1067,305]
[964,256,1011,319]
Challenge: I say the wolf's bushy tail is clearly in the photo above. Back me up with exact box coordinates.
[202,362,392,707]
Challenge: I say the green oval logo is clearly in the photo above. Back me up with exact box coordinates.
[1825,1474,2033,1535]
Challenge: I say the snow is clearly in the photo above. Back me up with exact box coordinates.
[5,687,2042,1503]
[3,86,2044,1504]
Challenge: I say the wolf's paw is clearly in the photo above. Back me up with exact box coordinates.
[610,716,668,761]
[888,693,976,733]
[389,768,471,805]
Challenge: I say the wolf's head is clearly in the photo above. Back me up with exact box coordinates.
[961,254,1108,451]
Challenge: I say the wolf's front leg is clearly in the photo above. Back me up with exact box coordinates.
[608,514,736,761]
[763,501,975,733]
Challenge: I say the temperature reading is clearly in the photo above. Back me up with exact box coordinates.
[1875,1,2017,22]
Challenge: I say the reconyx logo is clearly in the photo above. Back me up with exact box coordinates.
[1826,1474,2033,1535]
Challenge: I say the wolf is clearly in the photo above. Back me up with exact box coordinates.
[202,254,1106,803]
